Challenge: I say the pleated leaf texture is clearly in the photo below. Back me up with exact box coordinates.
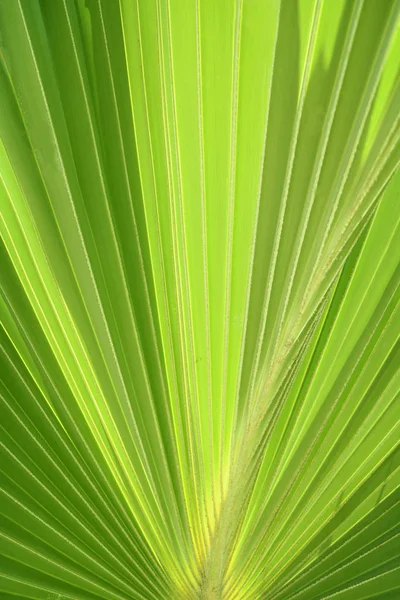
[0,0,400,599]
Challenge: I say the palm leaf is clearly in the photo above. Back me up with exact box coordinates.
[0,1,399,599]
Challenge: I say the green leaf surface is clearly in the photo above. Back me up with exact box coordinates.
[0,1,399,599]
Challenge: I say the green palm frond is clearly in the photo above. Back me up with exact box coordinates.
[0,1,399,599]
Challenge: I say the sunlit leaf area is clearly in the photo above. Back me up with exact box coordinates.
[0,1,399,599]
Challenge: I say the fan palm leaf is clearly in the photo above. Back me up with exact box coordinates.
[0,1,399,599]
